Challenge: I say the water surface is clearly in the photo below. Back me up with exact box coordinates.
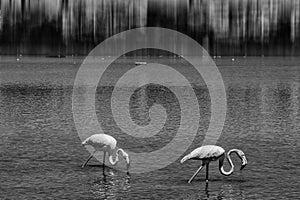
[0,56,299,199]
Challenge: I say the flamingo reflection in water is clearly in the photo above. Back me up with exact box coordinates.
[181,145,247,183]
[90,171,131,199]
[81,134,130,175]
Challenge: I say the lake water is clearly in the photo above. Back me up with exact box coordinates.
[0,56,299,199]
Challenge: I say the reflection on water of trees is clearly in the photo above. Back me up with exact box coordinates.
[0,0,300,56]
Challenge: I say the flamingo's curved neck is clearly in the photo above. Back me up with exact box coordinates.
[108,148,130,171]
[109,148,120,165]
[219,150,235,176]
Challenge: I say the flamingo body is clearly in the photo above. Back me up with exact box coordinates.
[81,134,130,174]
[82,134,117,153]
[182,145,225,162]
[181,145,247,183]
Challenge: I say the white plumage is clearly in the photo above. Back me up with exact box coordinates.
[181,145,225,162]
[82,134,117,152]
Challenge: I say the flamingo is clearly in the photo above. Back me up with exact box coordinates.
[81,134,130,174]
[180,145,247,183]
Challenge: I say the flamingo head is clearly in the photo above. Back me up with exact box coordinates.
[241,157,247,170]
[117,148,130,173]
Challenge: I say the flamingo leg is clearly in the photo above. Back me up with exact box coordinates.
[188,164,204,183]
[82,152,95,168]
[205,163,209,182]
[102,151,106,175]
[103,151,106,166]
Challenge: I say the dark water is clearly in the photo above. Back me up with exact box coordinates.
[0,56,300,199]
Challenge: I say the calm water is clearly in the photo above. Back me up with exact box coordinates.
[0,56,299,199]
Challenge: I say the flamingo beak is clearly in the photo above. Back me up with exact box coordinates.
[126,157,130,173]
[126,162,130,172]
[240,156,247,170]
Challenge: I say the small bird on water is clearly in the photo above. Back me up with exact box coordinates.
[181,145,247,183]
[81,134,130,174]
